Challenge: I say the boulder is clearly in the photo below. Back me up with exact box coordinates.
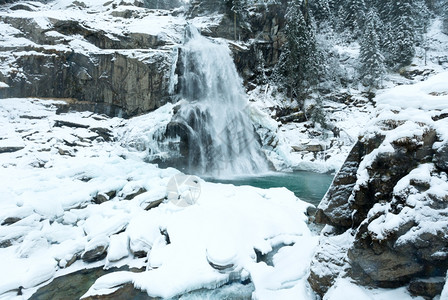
[82,245,107,262]
[0,146,24,153]
[54,120,89,129]
[123,187,147,200]
[82,237,109,262]
[291,142,323,152]
[82,283,151,300]
[310,114,448,295]
[279,111,307,124]
[408,277,446,299]
[315,136,384,228]
[434,142,448,171]
[93,193,109,204]
[308,228,352,297]
[1,217,21,225]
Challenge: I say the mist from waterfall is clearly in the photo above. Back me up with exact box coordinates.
[171,24,269,178]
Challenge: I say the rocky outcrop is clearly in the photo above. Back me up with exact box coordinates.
[0,47,173,117]
[0,0,290,117]
[188,0,288,84]
[309,110,448,297]
[0,3,179,117]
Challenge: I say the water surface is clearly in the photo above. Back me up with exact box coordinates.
[206,171,334,206]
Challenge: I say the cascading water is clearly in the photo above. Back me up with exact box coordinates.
[166,24,269,177]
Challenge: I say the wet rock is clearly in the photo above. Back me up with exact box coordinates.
[0,239,13,248]
[9,4,34,11]
[64,253,79,268]
[29,266,143,300]
[306,205,317,218]
[0,146,24,153]
[434,142,448,171]
[82,283,154,300]
[1,217,21,225]
[90,127,114,141]
[82,238,108,262]
[54,120,89,129]
[143,197,165,210]
[164,121,190,156]
[291,143,323,152]
[278,111,307,124]
[408,277,446,299]
[82,245,107,262]
[123,187,147,200]
[93,193,109,204]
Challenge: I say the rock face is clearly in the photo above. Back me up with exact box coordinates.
[309,110,448,296]
[0,1,179,117]
[188,0,288,85]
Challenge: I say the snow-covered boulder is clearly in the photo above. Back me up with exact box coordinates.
[309,73,448,298]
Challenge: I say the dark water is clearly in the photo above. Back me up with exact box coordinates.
[206,171,334,206]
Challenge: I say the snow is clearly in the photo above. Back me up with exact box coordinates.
[248,85,371,174]
[248,239,318,300]
[324,278,425,300]
[0,2,447,299]
[376,71,448,111]
[0,98,317,299]
[441,273,448,300]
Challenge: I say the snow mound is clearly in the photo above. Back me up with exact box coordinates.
[376,71,448,111]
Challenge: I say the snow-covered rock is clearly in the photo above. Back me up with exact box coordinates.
[0,97,318,299]
[310,72,448,298]
[0,1,186,116]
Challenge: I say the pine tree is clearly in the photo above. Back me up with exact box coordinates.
[275,0,320,104]
[225,0,248,40]
[412,0,430,40]
[311,0,332,23]
[383,0,416,68]
[340,0,367,36]
[443,0,448,34]
[425,0,436,12]
[359,10,386,88]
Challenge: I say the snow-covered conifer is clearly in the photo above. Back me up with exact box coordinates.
[275,0,319,103]
[359,9,386,88]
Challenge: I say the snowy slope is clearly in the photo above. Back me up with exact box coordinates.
[0,98,318,299]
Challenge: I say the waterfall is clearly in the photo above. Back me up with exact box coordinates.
[167,24,269,178]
